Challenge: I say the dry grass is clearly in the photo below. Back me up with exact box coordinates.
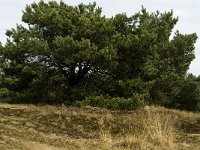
[0,103,200,150]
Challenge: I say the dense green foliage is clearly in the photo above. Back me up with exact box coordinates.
[76,94,146,110]
[0,1,200,110]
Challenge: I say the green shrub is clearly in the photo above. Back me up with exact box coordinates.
[113,79,151,98]
[77,93,146,110]
[172,76,200,111]
[0,88,10,102]
[0,88,9,98]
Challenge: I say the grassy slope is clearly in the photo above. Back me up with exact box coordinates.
[0,104,200,150]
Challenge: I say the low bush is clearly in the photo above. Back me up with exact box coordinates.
[76,93,146,110]
[171,76,200,111]
[0,88,10,102]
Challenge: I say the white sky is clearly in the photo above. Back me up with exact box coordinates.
[0,0,200,75]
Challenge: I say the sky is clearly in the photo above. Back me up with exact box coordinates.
[0,0,200,75]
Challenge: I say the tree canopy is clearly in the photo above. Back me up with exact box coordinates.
[0,1,199,111]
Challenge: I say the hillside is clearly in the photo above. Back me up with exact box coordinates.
[0,104,200,150]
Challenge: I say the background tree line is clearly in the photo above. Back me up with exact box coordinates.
[0,1,200,111]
